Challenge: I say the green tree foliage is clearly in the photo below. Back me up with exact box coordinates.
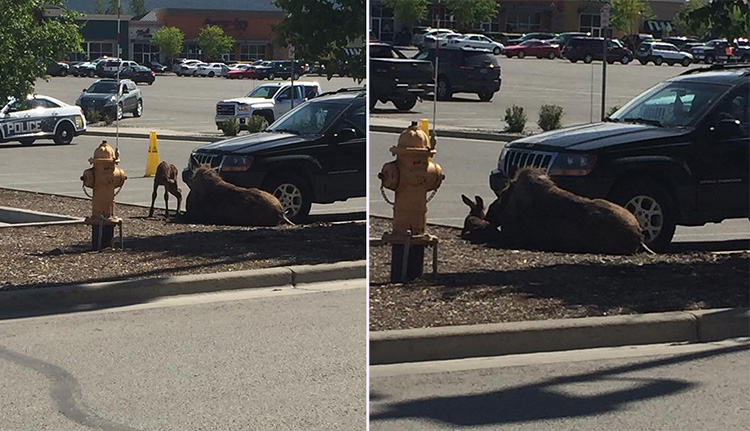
[152,26,184,59]
[384,0,429,25]
[197,25,235,61]
[94,0,106,14]
[684,0,749,40]
[610,0,654,36]
[444,0,498,29]
[0,0,83,102]
[130,0,147,15]
[272,0,365,81]
[674,0,708,38]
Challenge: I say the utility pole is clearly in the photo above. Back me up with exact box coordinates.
[600,0,610,121]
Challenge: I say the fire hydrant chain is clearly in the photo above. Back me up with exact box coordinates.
[426,188,439,203]
[380,183,395,206]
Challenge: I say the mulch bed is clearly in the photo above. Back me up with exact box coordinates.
[369,217,749,331]
[0,188,365,291]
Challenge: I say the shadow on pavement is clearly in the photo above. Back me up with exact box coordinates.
[307,211,366,224]
[668,239,749,253]
[370,343,749,427]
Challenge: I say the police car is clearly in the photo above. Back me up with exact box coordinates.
[0,95,86,145]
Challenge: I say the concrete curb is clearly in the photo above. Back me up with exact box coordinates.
[369,308,750,365]
[369,124,521,142]
[0,260,365,317]
[85,129,219,143]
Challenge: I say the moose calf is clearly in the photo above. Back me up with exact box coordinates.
[461,194,502,243]
[485,167,644,255]
[185,164,291,226]
[149,161,183,218]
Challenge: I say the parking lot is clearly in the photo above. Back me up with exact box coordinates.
[371,51,701,132]
[33,74,363,134]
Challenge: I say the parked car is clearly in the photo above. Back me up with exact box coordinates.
[417,28,457,48]
[46,62,69,77]
[563,37,633,64]
[414,47,501,101]
[422,31,462,49]
[690,39,732,64]
[185,87,366,222]
[506,32,556,46]
[226,64,256,79]
[662,36,700,51]
[636,42,693,66]
[76,79,143,120]
[101,59,139,78]
[71,61,97,77]
[254,60,305,80]
[147,61,168,73]
[215,81,322,128]
[176,60,205,76]
[489,64,749,249]
[447,34,505,55]
[504,40,560,59]
[196,62,229,77]
[545,32,588,50]
[123,65,156,84]
[370,42,434,110]
[1,95,86,145]
[733,38,750,62]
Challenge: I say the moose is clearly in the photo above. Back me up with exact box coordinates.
[462,167,647,255]
[149,161,183,218]
[185,164,292,226]
[460,195,502,243]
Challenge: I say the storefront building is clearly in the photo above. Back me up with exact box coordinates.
[70,14,132,61]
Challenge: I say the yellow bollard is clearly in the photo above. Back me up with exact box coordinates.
[144,131,160,177]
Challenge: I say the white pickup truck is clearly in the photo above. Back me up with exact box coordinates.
[214,81,322,129]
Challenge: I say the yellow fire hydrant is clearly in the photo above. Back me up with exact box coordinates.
[379,121,444,282]
[81,140,127,250]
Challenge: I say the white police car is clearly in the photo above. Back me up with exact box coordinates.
[0,95,86,145]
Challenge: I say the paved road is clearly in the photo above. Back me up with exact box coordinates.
[371,53,699,132]
[0,135,365,221]
[34,74,362,134]
[0,281,366,431]
[370,339,750,431]
[369,131,750,246]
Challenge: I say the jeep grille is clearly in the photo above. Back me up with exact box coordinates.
[190,153,219,170]
[503,149,557,175]
[216,103,235,116]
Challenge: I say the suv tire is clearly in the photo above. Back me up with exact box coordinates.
[620,56,630,64]
[681,57,691,67]
[611,182,677,250]
[264,173,312,223]
[208,71,215,77]
[436,76,452,101]
[392,94,417,111]
[583,54,593,63]
[478,91,493,102]
[517,51,526,59]
[547,51,556,59]
[654,57,663,65]
[268,72,276,80]
[493,47,501,55]
[134,100,143,117]
[53,122,75,145]
[639,59,648,65]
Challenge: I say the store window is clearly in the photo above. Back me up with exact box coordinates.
[481,19,501,33]
[133,43,159,64]
[580,14,602,37]
[371,3,395,42]
[506,11,541,32]
[181,42,201,60]
[240,44,266,61]
[70,41,115,61]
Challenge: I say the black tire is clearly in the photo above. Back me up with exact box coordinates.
[705,55,714,64]
[583,54,593,64]
[134,99,143,117]
[53,122,75,145]
[517,51,526,59]
[666,61,675,66]
[506,53,513,58]
[681,57,691,67]
[88,70,95,77]
[569,58,578,63]
[621,56,630,65]
[478,91,493,102]
[60,69,67,77]
[392,94,417,111]
[436,76,452,101]
[292,73,300,80]
[268,72,276,80]
[258,110,274,125]
[611,182,677,251]
[639,59,648,65]
[148,81,153,85]
[547,51,556,59]
[493,47,501,55]
[19,138,35,146]
[654,57,663,66]
[263,173,312,223]
[208,71,215,77]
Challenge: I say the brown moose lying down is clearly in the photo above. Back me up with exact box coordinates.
[185,165,292,226]
[462,167,646,255]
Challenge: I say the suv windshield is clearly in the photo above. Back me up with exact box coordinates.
[610,81,730,127]
[246,86,280,99]
[86,82,118,94]
[267,101,347,135]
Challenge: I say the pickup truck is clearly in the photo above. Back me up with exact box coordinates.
[214,81,322,129]
[370,42,434,111]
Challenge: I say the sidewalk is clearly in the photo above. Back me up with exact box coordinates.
[369,116,524,142]
[86,125,221,142]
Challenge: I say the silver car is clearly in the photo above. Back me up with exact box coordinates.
[637,42,693,66]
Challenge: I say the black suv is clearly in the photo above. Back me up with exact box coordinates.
[255,60,306,80]
[414,47,501,101]
[489,65,749,249]
[370,42,434,110]
[182,88,366,222]
[563,37,634,64]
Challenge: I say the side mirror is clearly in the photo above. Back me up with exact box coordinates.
[82,89,87,92]
[334,127,357,142]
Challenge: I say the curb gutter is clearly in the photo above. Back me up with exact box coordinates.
[85,129,219,143]
[370,308,750,365]
[0,260,365,317]
[369,124,520,142]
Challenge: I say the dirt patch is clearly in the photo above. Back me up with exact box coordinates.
[0,188,365,291]
[369,217,749,331]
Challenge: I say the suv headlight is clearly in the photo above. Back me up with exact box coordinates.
[548,153,597,176]
[220,155,253,172]
[107,95,117,104]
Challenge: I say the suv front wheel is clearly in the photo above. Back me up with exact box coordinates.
[611,182,677,250]
[264,173,312,223]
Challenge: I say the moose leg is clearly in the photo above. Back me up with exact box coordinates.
[149,183,158,217]
[175,193,182,216]
[163,189,170,218]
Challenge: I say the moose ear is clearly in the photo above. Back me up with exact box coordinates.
[461,194,474,207]
[475,195,484,208]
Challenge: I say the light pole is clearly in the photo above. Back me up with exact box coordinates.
[600,0,611,121]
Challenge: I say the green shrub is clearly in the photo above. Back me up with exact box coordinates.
[504,105,527,133]
[247,115,268,133]
[102,113,115,125]
[220,118,240,136]
[85,109,101,124]
[537,104,564,131]
[606,105,621,118]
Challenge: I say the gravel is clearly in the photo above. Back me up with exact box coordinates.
[369,217,749,331]
[0,188,365,291]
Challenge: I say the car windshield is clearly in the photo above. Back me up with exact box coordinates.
[246,86,280,99]
[610,81,730,127]
[86,82,118,94]
[266,101,347,135]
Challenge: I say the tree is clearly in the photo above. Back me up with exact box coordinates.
[674,0,708,38]
[197,25,234,61]
[272,0,365,81]
[0,0,83,102]
[130,0,147,15]
[94,0,106,14]
[610,0,654,49]
[151,26,184,61]
[684,0,749,40]
[444,0,498,30]
[384,0,429,25]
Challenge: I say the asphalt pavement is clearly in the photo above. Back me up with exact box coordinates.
[0,280,366,431]
[369,131,750,245]
[370,338,750,431]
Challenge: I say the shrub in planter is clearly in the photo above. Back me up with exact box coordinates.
[246,115,268,133]
[538,104,564,131]
[504,105,527,133]
[220,118,240,136]
[85,109,101,124]
[103,113,115,125]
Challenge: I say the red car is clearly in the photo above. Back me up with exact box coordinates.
[505,40,561,59]
[226,65,256,79]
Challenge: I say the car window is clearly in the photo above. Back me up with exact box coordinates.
[246,86,279,99]
[304,86,319,99]
[341,104,365,135]
[7,99,29,112]
[39,99,60,108]
[268,101,347,135]
[127,82,137,91]
[465,52,499,67]
[414,50,432,61]
[714,85,750,137]
[87,82,118,94]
